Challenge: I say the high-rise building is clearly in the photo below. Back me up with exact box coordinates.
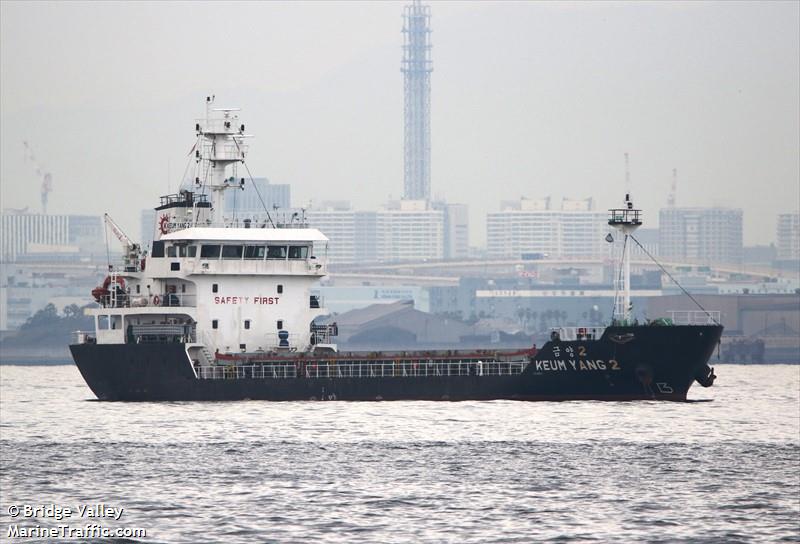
[1,214,68,261]
[140,209,156,251]
[377,200,443,262]
[402,0,432,201]
[631,227,660,259]
[659,207,743,264]
[433,201,469,260]
[0,212,104,261]
[354,211,378,263]
[776,211,800,263]
[486,198,607,259]
[222,177,290,217]
[307,200,445,263]
[0,212,107,329]
[306,201,358,263]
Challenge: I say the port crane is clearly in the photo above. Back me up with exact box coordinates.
[104,213,142,272]
[23,141,53,214]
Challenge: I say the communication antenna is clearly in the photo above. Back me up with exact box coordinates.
[402,0,433,201]
[624,152,631,198]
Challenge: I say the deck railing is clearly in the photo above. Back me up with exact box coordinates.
[550,327,606,341]
[72,330,96,344]
[667,311,721,325]
[195,359,528,380]
[98,293,197,309]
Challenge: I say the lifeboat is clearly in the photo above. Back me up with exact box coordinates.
[91,287,109,304]
[102,275,125,291]
[91,276,126,304]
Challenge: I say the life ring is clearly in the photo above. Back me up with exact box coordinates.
[153,295,161,306]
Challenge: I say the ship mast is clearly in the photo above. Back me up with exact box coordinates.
[194,96,249,223]
[608,194,642,324]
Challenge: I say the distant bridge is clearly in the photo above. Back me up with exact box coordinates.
[329,258,789,283]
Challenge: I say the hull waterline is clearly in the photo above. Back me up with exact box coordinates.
[70,325,721,402]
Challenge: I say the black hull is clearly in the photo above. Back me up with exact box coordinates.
[70,325,722,402]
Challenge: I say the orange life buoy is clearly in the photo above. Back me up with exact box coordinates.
[153,295,161,306]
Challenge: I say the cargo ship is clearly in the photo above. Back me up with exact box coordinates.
[70,99,721,401]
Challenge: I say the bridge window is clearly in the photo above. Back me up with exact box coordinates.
[244,245,266,259]
[151,241,165,258]
[110,315,122,330]
[267,245,287,259]
[167,245,177,258]
[288,246,309,259]
[200,244,220,259]
[222,245,243,259]
[98,315,109,330]
[187,245,197,258]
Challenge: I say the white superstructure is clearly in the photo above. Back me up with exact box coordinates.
[608,194,642,324]
[86,99,333,362]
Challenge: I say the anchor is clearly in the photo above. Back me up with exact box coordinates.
[695,364,716,388]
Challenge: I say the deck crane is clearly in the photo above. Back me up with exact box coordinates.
[104,213,142,272]
[23,141,53,214]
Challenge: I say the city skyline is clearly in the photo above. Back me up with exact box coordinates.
[1,1,798,247]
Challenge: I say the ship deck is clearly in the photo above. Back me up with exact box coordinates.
[211,347,536,364]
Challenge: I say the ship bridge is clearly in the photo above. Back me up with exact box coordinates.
[153,227,329,277]
[161,227,328,243]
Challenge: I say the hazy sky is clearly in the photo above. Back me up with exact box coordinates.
[1,1,798,246]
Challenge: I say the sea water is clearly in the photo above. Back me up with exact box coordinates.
[0,364,798,543]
